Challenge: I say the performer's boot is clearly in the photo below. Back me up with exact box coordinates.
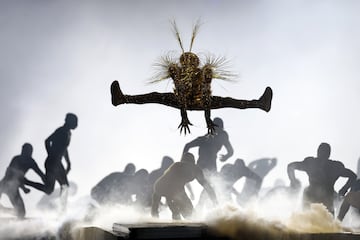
[111,80,127,106]
[258,87,273,112]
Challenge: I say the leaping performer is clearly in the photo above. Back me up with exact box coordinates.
[111,21,273,135]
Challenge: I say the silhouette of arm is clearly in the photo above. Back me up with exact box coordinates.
[287,160,307,189]
[219,132,234,162]
[45,134,53,154]
[183,137,203,153]
[185,183,195,200]
[31,160,46,181]
[245,168,263,191]
[338,167,357,196]
[64,149,71,174]
[45,128,61,155]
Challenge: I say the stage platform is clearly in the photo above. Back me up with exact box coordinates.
[2,219,360,240]
[74,222,360,240]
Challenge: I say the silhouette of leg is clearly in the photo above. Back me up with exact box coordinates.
[60,185,69,213]
[210,87,273,111]
[111,81,179,108]
[151,193,161,218]
[111,80,273,112]
[167,198,181,220]
[337,197,350,221]
[196,189,210,210]
[177,192,194,219]
[338,191,360,221]
[25,170,56,194]
[9,190,25,219]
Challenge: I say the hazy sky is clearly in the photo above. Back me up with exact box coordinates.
[1,0,360,202]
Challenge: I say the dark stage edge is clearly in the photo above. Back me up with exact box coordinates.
[75,222,360,240]
[2,221,360,240]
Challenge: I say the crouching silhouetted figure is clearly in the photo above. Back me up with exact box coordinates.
[0,143,45,218]
[91,163,136,205]
[287,142,356,215]
[151,152,218,220]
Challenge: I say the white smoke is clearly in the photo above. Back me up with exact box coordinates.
[1,189,360,240]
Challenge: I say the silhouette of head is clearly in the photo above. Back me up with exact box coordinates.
[161,156,174,169]
[234,158,245,169]
[180,52,200,68]
[65,113,78,129]
[21,143,33,157]
[134,169,149,182]
[213,117,224,129]
[181,152,195,165]
[317,142,331,159]
[124,163,136,175]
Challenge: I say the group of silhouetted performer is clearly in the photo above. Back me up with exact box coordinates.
[2,115,360,223]
[0,113,78,218]
[88,117,360,222]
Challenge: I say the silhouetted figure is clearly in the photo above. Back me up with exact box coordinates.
[91,163,136,205]
[26,113,78,197]
[183,117,233,173]
[151,152,218,220]
[129,169,150,207]
[0,143,45,218]
[357,158,360,178]
[237,158,277,204]
[142,156,175,207]
[149,156,175,185]
[337,179,360,221]
[219,159,262,204]
[287,142,356,215]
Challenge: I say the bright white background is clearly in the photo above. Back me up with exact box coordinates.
[1,0,360,208]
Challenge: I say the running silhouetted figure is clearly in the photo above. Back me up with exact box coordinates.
[0,143,45,218]
[151,152,218,220]
[287,142,356,215]
[183,117,233,173]
[26,113,78,211]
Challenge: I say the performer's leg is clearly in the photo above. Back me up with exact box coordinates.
[55,165,70,212]
[167,197,181,220]
[112,80,273,112]
[337,197,350,221]
[210,87,273,111]
[25,170,56,194]
[60,184,69,213]
[9,190,25,219]
[151,193,161,218]
[111,80,179,108]
[177,192,194,219]
[338,191,360,221]
[24,178,48,193]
